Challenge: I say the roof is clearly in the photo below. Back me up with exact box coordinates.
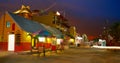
[7,12,47,33]
[38,30,52,37]
[14,5,31,14]
[41,24,63,38]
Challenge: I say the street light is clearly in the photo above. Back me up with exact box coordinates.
[56,11,60,16]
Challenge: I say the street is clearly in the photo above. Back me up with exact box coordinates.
[0,47,120,63]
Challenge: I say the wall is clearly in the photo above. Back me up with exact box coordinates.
[0,12,31,52]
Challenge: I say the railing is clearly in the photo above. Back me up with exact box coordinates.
[31,45,64,56]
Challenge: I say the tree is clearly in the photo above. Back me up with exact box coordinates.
[82,34,88,42]
[109,22,120,42]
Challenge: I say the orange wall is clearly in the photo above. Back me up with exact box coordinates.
[0,12,31,42]
[0,12,31,51]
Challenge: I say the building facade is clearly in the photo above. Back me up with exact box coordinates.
[0,12,54,52]
[15,5,77,45]
[0,5,77,52]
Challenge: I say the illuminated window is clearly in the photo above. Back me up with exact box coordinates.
[52,16,58,24]
[6,21,10,28]
[38,37,45,42]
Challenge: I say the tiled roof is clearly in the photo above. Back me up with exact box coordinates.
[7,12,47,33]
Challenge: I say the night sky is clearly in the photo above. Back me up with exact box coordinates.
[0,0,120,36]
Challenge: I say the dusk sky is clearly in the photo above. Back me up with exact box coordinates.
[0,0,120,36]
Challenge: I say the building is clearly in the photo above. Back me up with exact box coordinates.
[14,5,77,47]
[14,5,76,38]
[32,9,77,45]
[0,10,66,52]
[0,11,61,52]
[14,5,32,19]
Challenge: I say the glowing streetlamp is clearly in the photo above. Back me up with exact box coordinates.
[56,11,60,16]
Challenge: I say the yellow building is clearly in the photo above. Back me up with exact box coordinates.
[32,11,69,32]
[0,11,48,52]
[13,5,77,46]
[69,26,77,38]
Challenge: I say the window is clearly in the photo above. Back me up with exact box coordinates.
[12,23,15,31]
[15,34,21,45]
[6,21,10,28]
[52,16,58,24]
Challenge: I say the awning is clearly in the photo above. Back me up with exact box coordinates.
[37,30,52,37]
[41,24,63,38]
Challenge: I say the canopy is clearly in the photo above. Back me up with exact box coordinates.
[37,30,52,37]
[41,24,63,38]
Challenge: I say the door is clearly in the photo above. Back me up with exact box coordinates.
[8,34,15,51]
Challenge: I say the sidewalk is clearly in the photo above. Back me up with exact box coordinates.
[19,50,64,56]
[0,51,15,57]
[0,50,64,57]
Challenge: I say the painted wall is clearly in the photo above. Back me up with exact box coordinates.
[0,12,31,52]
[32,11,56,27]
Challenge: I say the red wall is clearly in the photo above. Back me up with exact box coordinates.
[0,42,56,52]
[0,42,31,52]
[0,42,8,51]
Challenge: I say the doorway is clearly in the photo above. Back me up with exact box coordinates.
[8,34,15,51]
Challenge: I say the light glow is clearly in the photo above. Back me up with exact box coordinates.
[76,36,82,40]
[47,38,51,43]
[69,39,74,43]
[38,37,45,42]
[57,39,63,45]
[56,11,60,16]
[92,46,120,49]
[99,39,102,42]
